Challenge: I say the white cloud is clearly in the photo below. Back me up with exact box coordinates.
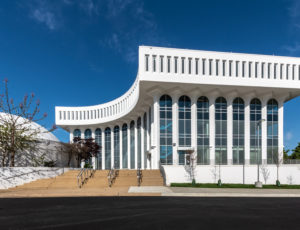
[285,131,293,141]
[28,1,60,30]
[282,43,300,54]
[79,0,99,16]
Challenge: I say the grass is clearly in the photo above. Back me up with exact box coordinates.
[170,183,300,189]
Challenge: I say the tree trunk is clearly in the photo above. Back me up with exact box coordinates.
[1,154,5,167]
[10,151,15,167]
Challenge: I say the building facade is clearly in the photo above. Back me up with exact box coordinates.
[55,46,300,184]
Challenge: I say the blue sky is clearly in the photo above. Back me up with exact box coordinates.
[0,0,300,151]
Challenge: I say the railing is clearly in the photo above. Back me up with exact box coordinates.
[107,166,118,187]
[77,167,95,188]
[137,168,142,186]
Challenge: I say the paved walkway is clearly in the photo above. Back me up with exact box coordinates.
[129,186,300,197]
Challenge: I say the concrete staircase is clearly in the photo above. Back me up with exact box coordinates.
[10,169,164,191]
[83,170,109,189]
[113,170,164,187]
[141,170,164,186]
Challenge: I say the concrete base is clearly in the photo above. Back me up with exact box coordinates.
[255,181,263,188]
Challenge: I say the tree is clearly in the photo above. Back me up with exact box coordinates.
[290,143,300,159]
[0,79,55,167]
[58,137,100,167]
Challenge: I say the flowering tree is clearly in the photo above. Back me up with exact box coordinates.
[0,79,55,167]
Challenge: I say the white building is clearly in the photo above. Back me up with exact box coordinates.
[55,46,300,185]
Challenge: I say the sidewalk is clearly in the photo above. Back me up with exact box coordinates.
[128,186,300,197]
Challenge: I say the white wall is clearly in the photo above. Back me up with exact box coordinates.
[163,165,300,185]
[0,167,70,189]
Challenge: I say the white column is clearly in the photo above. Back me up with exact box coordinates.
[120,124,123,169]
[134,120,138,169]
[261,99,268,164]
[209,96,216,165]
[111,126,114,169]
[172,94,179,165]
[270,63,274,80]
[227,97,233,165]
[127,123,130,169]
[191,95,197,165]
[101,129,105,169]
[141,114,145,169]
[278,99,284,161]
[244,98,251,165]
[69,129,74,143]
[152,95,160,169]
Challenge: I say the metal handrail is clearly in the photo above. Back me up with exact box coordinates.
[107,166,118,187]
[137,168,142,186]
[77,167,95,188]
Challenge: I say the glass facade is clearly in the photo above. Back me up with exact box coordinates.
[215,97,227,164]
[105,127,111,169]
[137,117,142,168]
[197,96,209,164]
[178,95,191,165]
[95,128,102,169]
[267,99,278,164]
[122,124,128,168]
[250,98,262,164]
[233,97,245,164]
[159,95,173,165]
[114,126,120,169]
[130,121,135,169]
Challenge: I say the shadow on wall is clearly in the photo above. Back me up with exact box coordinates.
[0,139,76,168]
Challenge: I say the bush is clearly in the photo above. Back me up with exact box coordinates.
[44,160,56,167]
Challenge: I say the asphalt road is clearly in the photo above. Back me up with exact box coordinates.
[0,197,299,229]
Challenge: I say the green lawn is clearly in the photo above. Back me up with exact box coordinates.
[170,183,300,189]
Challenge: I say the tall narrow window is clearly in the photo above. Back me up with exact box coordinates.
[143,113,147,169]
[122,124,128,168]
[249,62,252,78]
[216,60,219,76]
[280,64,283,79]
[222,60,226,76]
[145,55,149,71]
[195,58,199,75]
[188,58,192,74]
[209,59,212,75]
[178,96,191,165]
[202,59,206,75]
[114,126,120,169]
[174,57,178,73]
[286,64,289,79]
[95,128,102,169]
[181,57,185,74]
[236,61,239,77]
[268,63,271,79]
[160,95,173,165]
[215,97,227,164]
[274,64,277,79]
[84,129,91,139]
[160,56,164,72]
[130,121,135,169]
[255,62,258,78]
[267,99,278,164]
[167,56,171,73]
[73,129,81,139]
[229,61,232,77]
[152,55,156,72]
[105,127,111,169]
[233,98,244,164]
[250,99,262,164]
[261,63,265,78]
[242,61,245,77]
[293,65,295,80]
[137,117,142,168]
[197,96,209,164]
